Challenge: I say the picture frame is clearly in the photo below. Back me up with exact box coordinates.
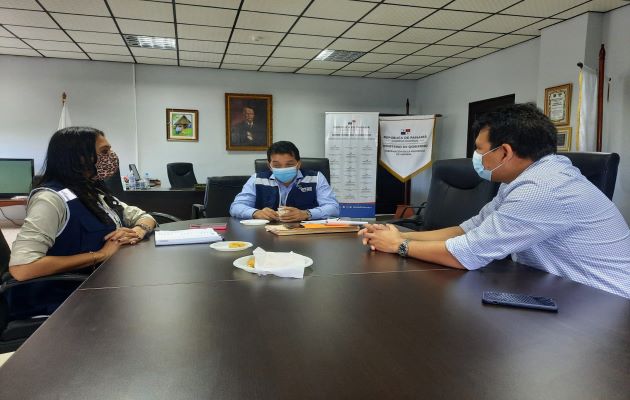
[556,126,572,151]
[166,109,199,142]
[544,83,572,126]
[225,93,272,151]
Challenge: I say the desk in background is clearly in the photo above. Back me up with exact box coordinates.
[116,187,204,220]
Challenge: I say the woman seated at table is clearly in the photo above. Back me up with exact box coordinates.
[9,127,156,287]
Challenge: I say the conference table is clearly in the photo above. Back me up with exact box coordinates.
[0,218,628,399]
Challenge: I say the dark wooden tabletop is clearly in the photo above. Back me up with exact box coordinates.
[0,218,628,400]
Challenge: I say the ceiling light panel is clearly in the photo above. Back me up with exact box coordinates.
[124,35,176,50]
[175,5,237,27]
[343,23,406,40]
[416,10,490,30]
[363,4,435,26]
[108,0,173,22]
[291,18,353,36]
[305,0,376,20]
[236,12,297,31]
[314,49,366,62]
[242,0,311,15]
[0,9,56,28]
[38,0,110,16]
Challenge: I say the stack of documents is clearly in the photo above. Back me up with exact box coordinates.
[154,228,222,246]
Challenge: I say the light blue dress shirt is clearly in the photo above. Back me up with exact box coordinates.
[446,154,630,298]
[230,170,340,220]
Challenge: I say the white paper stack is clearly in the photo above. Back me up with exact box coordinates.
[154,228,222,246]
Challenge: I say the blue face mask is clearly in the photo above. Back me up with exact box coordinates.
[472,146,503,181]
[272,166,298,183]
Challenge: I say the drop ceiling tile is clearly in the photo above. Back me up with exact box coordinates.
[0,0,41,10]
[0,9,56,28]
[292,18,353,36]
[445,0,521,13]
[362,4,434,26]
[303,60,347,70]
[466,14,541,33]
[416,65,448,73]
[272,46,320,59]
[296,68,334,75]
[176,5,236,27]
[416,10,490,30]
[482,34,534,48]
[0,26,13,37]
[179,51,222,62]
[136,57,178,65]
[38,0,109,16]
[243,0,311,15]
[24,39,80,51]
[109,0,173,22]
[260,66,297,73]
[384,0,451,7]
[181,60,220,68]
[4,26,69,41]
[552,0,628,19]
[177,24,231,41]
[503,0,586,17]
[231,29,285,46]
[340,62,386,71]
[227,42,276,56]
[396,54,443,65]
[66,31,124,45]
[432,57,470,67]
[355,52,404,63]
[379,64,420,73]
[117,19,175,37]
[281,34,334,49]
[391,27,455,43]
[305,0,376,21]
[236,11,297,31]
[177,0,240,8]
[53,14,117,32]
[343,23,406,40]
[178,39,226,53]
[0,46,41,56]
[414,44,470,56]
[131,47,177,58]
[81,43,130,55]
[372,41,426,54]
[264,57,308,67]
[365,72,403,79]
[0,37,29,48]
[221,63,260,70]
[40,50,88,59]
[437,31,501,46]
[456,46,499,58]
[512,18,561,35]
[223,54,268,65]
[329,38,381,51]
[397,73,428,79]
[90,54,134,62]
[332,70,367,77]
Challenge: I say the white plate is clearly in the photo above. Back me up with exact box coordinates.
[240,219,269,226]
[233,254,314,272]
[209,241,253,252]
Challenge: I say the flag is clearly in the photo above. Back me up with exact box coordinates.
[58,92,72,130]
[576,66,597,151]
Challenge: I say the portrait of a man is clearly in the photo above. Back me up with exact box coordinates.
[226,93,272,151]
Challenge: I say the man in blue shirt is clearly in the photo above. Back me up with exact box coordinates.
[230,141,339,222]
[359,103,630,298]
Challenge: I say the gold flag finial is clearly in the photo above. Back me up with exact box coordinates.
[62,92,67,104]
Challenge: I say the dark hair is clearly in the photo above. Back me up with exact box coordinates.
[38,127,123,225]
[267,141,300,162]
[472,103,557,161]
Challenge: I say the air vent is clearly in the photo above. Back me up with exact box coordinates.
[314,49,365,62]
[124,35,176,50]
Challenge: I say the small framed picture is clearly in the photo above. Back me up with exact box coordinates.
[225,93,272,151]
[166,109,199,142]
[544,83,572,126]
[556,126,572,151]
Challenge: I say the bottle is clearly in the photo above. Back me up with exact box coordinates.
[128,172,136,190]
[144,172,150,189]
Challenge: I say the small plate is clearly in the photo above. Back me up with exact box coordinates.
[209,241,253,252]
[233,254,314,272]
[240,219,269,226]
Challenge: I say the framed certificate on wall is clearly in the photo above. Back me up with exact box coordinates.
[556,126,572,151]
[544,83,572,126]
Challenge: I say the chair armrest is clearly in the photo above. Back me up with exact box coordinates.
[148,212,181,224]
[191,204,205,220]
[0,273,88,294]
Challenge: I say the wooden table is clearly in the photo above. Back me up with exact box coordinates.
[0,218,628,399]
[0,198,27,207]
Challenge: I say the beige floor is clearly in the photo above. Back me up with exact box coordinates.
[1,221,23,366]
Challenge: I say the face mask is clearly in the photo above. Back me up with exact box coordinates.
[472,146,503,181]
[95,151,120,180]
[272,166,298,183]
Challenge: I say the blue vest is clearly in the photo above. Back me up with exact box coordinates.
[254,170,319,210]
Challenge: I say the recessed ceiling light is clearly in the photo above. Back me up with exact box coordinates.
[314,49,365,62]
[124,35,176,50]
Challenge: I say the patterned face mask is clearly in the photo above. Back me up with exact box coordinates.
[95,151,119,180]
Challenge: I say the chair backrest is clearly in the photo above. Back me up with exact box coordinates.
[558,152,620,200]
[167,163,198,189]
[254,158,331,182]
[423,158,500,230]
[0,230,10,278]
[203,176,250,218]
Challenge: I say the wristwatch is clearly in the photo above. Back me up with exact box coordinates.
[305,210,312,220]
[398,239,410,257]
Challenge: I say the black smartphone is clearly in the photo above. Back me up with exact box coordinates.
[482,291,558,312]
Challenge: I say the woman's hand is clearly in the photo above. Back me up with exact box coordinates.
[96,238,122,262]
[104,227,144,245]
[358,224,404,253]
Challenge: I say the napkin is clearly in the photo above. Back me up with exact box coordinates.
[250,247,310,279]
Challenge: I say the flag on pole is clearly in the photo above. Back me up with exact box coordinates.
[58,92,72,130]
[576,66,597,151]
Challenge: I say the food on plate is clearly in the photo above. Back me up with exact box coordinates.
[228,242,247,248]
[247,257,255,268]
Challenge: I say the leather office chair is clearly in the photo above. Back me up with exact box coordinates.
[392,158,500,231]
[559,152,620,200]
[254,158,331,182]
[167,163,198,189]
[192,176,250,218]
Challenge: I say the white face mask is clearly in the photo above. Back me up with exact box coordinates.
[472,146,503,181]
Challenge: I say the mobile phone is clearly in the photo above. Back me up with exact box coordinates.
[482,291,558,312]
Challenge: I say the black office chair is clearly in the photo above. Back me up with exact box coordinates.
[167,163,198,189]
[254,157,331,182]
[391,158,500,231]
[559,152,620,200]
[192,176,250,218]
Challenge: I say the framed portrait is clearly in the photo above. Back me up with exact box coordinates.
[166,109,199,142]
[225,93,272,151]
[544,83,572,126]
[556,126,572,151]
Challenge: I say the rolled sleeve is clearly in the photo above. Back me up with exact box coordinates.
[229,174,258,219]
[308,173,340,220]
[118,199,155,227]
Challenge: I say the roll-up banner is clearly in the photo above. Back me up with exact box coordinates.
[325,112,379,218]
